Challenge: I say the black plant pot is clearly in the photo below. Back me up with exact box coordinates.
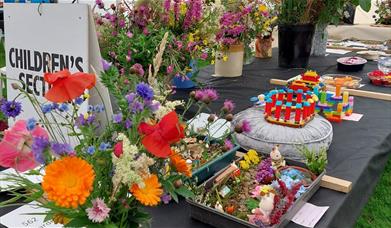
[278,24,315,68]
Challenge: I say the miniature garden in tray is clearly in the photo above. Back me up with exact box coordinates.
[190,146,327,227]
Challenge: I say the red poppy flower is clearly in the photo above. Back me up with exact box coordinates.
[138,111,185,158]
[44,69,96,103]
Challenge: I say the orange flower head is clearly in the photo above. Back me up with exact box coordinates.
[130,174,163,206]
[42,156,95,208]
[170,153,192,177]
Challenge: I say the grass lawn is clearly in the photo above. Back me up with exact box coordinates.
[355,157,391,227]
[0,38,390,227]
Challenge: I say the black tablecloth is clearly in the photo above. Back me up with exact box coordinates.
[1,50,391,228]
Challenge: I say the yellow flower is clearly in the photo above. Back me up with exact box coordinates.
[258,4,267,12]
[247,149,260,165]
[83,93,90,99]
[211,60,215,65]
[254,12,259,17]
[244,154,251,163]
[180,3,187,15]
[260,185,274,194]
[223,55,228,62]
[203,39,208,45]
[239,160,250,170]
[189,33,194,42]
[83,113,89,120]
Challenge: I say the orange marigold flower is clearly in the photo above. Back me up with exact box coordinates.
[42,157,95,209]
[170,153,192,177]
[130,174,163,206]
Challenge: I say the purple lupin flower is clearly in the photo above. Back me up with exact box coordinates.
[112,113,123,123]
[161,193,172,204]
[164,0,171,11]
[31,137,50,164]
[51,142,74,157]
[125,119,133,129]
[132,101,144,113]
[173,0,181,20]
[101,59,112,71]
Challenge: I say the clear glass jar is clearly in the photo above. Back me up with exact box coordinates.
[378,57,391,74]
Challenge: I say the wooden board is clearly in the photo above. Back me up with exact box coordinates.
[270,79,391,101]
[320,175,352,193]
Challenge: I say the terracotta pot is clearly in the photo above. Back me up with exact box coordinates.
[214,43,244,77]
[255,36,273,58]
[277,165,317,187]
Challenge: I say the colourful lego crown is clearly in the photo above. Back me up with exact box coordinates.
[264,88,318,128]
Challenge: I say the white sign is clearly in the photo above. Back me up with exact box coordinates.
[4,3,112,143]
[0,201,62,228]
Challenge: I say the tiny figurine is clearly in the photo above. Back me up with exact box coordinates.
[214,202,224,213]
[270,145,286,169]
[258,192,275,218]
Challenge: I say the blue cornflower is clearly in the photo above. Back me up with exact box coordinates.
[26,118,37,131]
[86,146,96,155]
[112,113,123,123]
[41,104,53,114]
[74,97,84,105]
[51,103,59,110]
[58,103,69,112]
[0,100,22,118]
[94,104,105,113]
[99,142,111,151]
[136,82,154,101]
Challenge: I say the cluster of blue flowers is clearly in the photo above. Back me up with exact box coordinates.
[86,142,111,155]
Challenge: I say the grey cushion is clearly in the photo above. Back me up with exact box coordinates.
[233,107,333,161]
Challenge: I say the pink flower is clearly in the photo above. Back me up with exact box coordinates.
[241,120,251,133]
[200,52,208,60]
[130,63,145,76]
[113,141,123,158]
[86,198,111,223]
[126,31,133,38]
[224,139,234,151]
[143,27,150,35]
[0,120,48,172]
[167,65,174,74]
[222,99,235,113]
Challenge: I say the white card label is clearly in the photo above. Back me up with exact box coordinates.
[342,113,363,122]
[291,203,329,228]
[0,202,62,228]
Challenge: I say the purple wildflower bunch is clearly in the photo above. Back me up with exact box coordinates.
[193,88,219,104]
[256,158,275,184]
[216,7,252,47]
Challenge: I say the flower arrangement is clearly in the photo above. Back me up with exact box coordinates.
[192,148,320,226]
[374,0,391,25]
[248,0,278,39]
[95,0,218,86]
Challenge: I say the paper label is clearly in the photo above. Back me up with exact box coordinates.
[291,203,329,228]
[342,113,363,122]
[0,202,62,228]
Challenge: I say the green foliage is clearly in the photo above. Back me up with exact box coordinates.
[245,198,259,211]
[298,146,328,175]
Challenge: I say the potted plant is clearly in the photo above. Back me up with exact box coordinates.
[251,1,278,59]
[214,5,251,77]
[277,0,319,68]
[311,0,372,56]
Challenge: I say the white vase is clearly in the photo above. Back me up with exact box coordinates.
[214,43,244,77]
[311,23,328,57]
